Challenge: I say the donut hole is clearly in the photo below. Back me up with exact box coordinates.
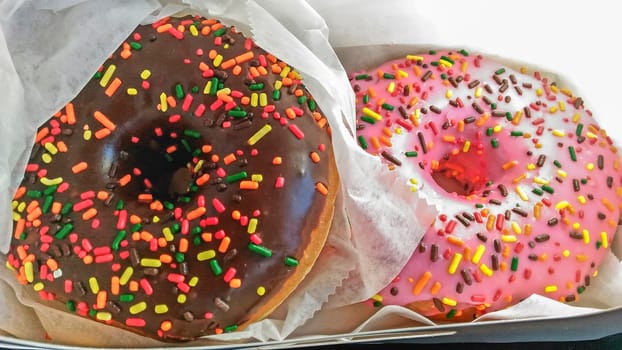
[430,152,490,197]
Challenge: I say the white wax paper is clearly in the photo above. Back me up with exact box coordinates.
[0,0,435,346]
[298,0,622,334]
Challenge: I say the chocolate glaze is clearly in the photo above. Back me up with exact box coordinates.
[8,17,335,340]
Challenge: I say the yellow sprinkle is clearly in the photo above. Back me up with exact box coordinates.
[601,232,609,248]
[140,258,161,268]
[280,66,291,78]
[472,245,486,264]
[120,266,134,285]
[259,93,268,106]
[583,229,590,244]
[461,61,468,73]
[129,301,147,314]
[586,163,595,171]
[577,195,586,204]
[96,312,112,321]
[203,80,212,94]
[445,90,453,98]
[559,101,566,112]
[544,285,558,293]
[362,107,382,121]
[100,64,116,87]
[188,277,199,287]
[533,177,549,185]
[463,140,471,152]
[447,253,462,274]
[527,163,536,170]
[44,142,58,155]
[24,261,34,283]
[197,250,216,261]
[140,69,151,80]
[515,186,529,201]
[12,212,20,221]
[512,111,522,125]
[251,174,263,183]
[152,216,160,223]
[89,277,100,294]
[409,178,418,185]
[177,294,187,304]
[387,82,396,93]
[127,88,138,95]
[154,304,169,314]
[555,201,570,210]
[441,297,457,306]
[493,124,502,133]
[162,227,174,241]
[536,88,543,97]
[193,160,205,173]
[562,249,570,258]
[511,222,522,234]
[586,131,598,139]
[189,24,198,36]
[33,282,45,292]
[274,80,283,90]
[213,54,223,67]
[549,106,559,113]
[502,235,517,243]
[406,55,424,61]
[257,286,266,296]
[41,153,52,163]
[474,87,483,98]
[397,70,408,78]
[247,124,272,146]
[557,170,567,178]
[40,176,63,186]
[250,92,258,107]
[572,112,581,123]
[160,92,168,112]
[480,264,493,277]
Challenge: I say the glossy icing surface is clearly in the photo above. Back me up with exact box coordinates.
[7,16,334,340]
[352,50,621,319]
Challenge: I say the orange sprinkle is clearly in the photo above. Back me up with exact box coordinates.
[120,50,132,59]
[35,127,50,143]
[96,291,107,309]
[26,200,39,214]
[156,23,172,33]
[201,233,213,242]
[240,181,259,190]
[71,162,88,174]
[370,136,381,150]
[220,58,236,70]
[231,210,241,220]
[129,215,142,225]
[137,194,153,203]
[14,219,25,239]
[56,141,68,153]
[430,281,442,295]
[310,152,320,163]
[272,157,282,165]
[201,26,211,36]
[159,254,173,264]
[210,22,224,31]
[131,232,141,241]
[104,77,122,97]
[315,182,328,196]
[294,89,304,97]
[140,231,153,242]
[240,96,250,105]
[249,66,260,77]
[66,103,76,125]
[95,128,111,139]
[118,174,131,187]
[82,255,93,265]
[82,208,97,221]
[257,66,268,76]
[14,186,26,200]
[158,238,167,248]
[271,64,282,74]
[111,276,120,295]
[16,246,27,260]
[211,154,219,163]
[27,207,42,222]
[51,202,62,215]
[129,281,139,292]
[229,278,241,289]
[179,238,189,253]
[223,153,237,165]
[93,111,116,131]
[96,191,109,201]
[232,65,242,76]
[235,51,254,64]
[166,96,177,108]
[218,237,231,253]
[186,207,206,221]
[447,236,465,247]
[502,160,518,170]
[46,259,58,271]
[201,144,213,153]
[166,145,177,154]
[199,62,210,71]
[150,200,163,211]
[196,174,211,186]
[413,271,432,295]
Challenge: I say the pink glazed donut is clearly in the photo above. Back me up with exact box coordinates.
[352,50,622,320]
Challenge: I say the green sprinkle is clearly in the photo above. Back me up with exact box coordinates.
[363,94,369,104]
[459,49,469,56]
[297,96,307,105]
[228,110,247,118]
[357,136,368,150]
[112,230,126,251]
[193,236,202,246]
[383,73,395,79]
[511,256,519,271]
[129,42,142,50]
[475,203,484,208]
[248,243,272,257]
[381,103,394,111]
[191,86,199,93]
[486,128,493,136]
[181,139,192,153]
[428,50,437,54]
[577,286,586,294]
[581,178,588,185]
[88,309,97,318]
[164,154,173,162]
[430,61,440,67]
[495,68,506,75]
[130,223,142,233]
[175,84,185,99]
[446,309,457,319]
[115,200,125,210]
[119,294,134,302]
[510,131,523,136]
[569,146,577,161]
[184,129,201,139]
[284,256,299,267]
[308,99,316,111]
[163,201,174,210]
[405,151,418,157]
[175,252,185,263]
[360,116,376,124]
[26,190,42,198]
[171,223,181,233]
[224,325,238,333]
[192,149,202,157]
[490,103,497,110]
[576,123,584,136]
[505,112,513,121]
[272,89,281,101]
[93,71,103,80]
[541,185,555,194]
[491,138,499,148]
[192,226,202,235]
[373,301,382,307]
[43,185,58,195]
[226,171,248,183]
[553,160,562,168]
[42,196,54,214]
[19,232,26,240]
[440,55,455,64]
[213,27,226,37]
[209,260,222,275]
[596,241,602,249]
[532,188,544,196]
[249,83,265,91]
[210,78,219,95]
[440,73,447,80]
[355,74,370,80]
[66,300,76,312]
[55,223,73,239]
[61,202,73,215]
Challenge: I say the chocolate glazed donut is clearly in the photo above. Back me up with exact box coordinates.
[7,16,338,341]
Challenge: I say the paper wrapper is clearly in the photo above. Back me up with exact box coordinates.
[292,0,622,336]
[0,0,435,346]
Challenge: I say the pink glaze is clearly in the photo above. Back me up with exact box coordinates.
[352,50,622,319]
